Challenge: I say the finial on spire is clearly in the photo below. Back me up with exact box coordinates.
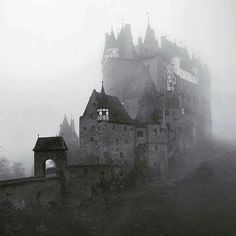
[101,81,105,94]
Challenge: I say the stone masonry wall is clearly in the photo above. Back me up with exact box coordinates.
[0,177,62,209]
[80,117,135,165]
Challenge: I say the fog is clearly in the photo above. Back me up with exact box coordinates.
[0,0,235,171]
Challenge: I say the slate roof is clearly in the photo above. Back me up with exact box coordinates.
[83,89,136,124]
[33,137,68,151]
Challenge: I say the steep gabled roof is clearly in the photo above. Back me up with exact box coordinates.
[33,137,68,152]
[144,22,156,44]
[83,88,135,124]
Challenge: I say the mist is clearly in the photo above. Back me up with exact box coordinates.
[0,0,235,171]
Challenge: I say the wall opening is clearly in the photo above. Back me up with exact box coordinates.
[45,159,56,177]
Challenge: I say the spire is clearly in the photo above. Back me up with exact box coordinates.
[70,119,75,132]
[101,81,105,94]
[59,114,70,136]
[62,114,69,127]
[144,19,155,44]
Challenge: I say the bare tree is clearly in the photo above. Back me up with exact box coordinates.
[0,156,11,180]
[11,161,25,179]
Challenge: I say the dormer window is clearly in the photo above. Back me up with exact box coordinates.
[97,108,109,121]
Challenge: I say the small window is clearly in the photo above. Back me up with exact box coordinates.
[137,131,144,137]
[120,152,123,158]
[84,168,88,174]
[97,108,109,121]
[98,125,100,130]
[125,139,128,144]
[91,137,94,142]
[93,102,96,106]
[124,126,126,131]
[155,145,158,151]
[83,127,86,131]
[131,127,133,131]
[91,126,95,131]
[116,139,119,144]
[113,126,115,130]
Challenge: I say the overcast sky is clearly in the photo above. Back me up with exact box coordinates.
[0,0,235,170]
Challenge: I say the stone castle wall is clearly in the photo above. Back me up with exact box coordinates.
[79,117,135,165]
[0,177,62,208]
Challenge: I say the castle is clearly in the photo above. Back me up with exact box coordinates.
[62,20,212,177]
[0,21,212,208]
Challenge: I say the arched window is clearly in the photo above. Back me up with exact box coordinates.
[45,159,56,177]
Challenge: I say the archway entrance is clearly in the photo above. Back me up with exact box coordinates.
[45,159,56,177]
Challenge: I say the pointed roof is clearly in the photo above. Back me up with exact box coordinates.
[83,89,135,124]
[144,21,156,44]
[101,81,105,94]
[103,28,118,55]
[62,114,70,127]
[70,119,75,132]
[33,137,68,152]
[59,114,77,137]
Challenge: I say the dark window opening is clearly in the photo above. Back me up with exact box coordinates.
[83,127,86,131]
[113,126,115,130]
[120,152,123,158]
[91,137,94,142]
[84,168,88,174]
[137,131,144,137]
[116,139,119,144]
[124,126,127,131]
[125,139,128,144]
[91,126,95,131]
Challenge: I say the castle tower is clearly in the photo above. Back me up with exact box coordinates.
[103,28,119,61]
[139,19,160,58]
[116,24,136,59]
[59,115,79,165]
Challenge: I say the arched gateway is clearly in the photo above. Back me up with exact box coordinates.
[33,137,68,177]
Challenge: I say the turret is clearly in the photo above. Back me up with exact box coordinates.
[70,119,75,132]
[117,24,136,59]
[140,19,159,58]
[103,27,119,61]
[59,115,79,165]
